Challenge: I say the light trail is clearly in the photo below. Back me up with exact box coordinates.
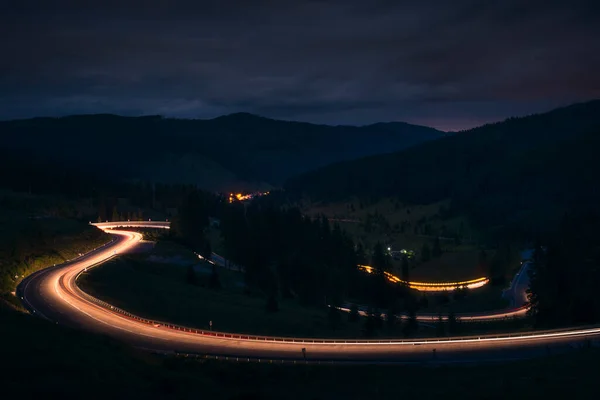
[16,221,599,363]
[358,265,489,292]
[336,305,529,322]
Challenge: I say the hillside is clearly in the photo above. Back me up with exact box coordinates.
[285,100,600,239]
[0,113,444,192]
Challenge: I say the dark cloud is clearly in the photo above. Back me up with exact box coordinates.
[1,0,598,130]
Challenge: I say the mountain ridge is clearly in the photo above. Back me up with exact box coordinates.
[0,112,445,191]
[284,99,600,239]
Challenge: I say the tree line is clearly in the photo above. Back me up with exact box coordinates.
[167,189,430,333]
[527,211,600,328]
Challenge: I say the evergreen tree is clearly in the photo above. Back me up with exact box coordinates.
[436,313,445,337]
[111,206,119,222]
[386,306,397,330]
[478,249,489,276]
[355,242,367,265]
[432,236,442,258]
[402,306,418,337]
[328,306,342,330]
[401,255,410,283]
[265,293,279,313]
[348,304,360,323]
[447,310,459,334]
[208,264,221,289]
[172,190,210,253]
[97,198,107,222]
[200,239,212,260]
[185,265,197,286]
[421,242,431,262]
[372,242,389,274]
[373,310,383,330]
[371,242,389,306]
[363,308,377,337]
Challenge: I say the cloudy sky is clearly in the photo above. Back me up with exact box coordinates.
[1,0,598,130]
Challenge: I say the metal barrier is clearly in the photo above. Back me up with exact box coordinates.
[47,228,600,347]
[72,264,600,345]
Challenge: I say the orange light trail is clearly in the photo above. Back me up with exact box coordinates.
[358,265,489,292]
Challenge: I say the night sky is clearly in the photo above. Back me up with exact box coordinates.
[1,0,599,131]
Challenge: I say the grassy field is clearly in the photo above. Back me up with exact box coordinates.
[419,284,509,314]
[303,198,475,241]
[407,249,487,281]
[303,198,479,250]
[302,197,496,287]
[2,303,600,399]
[79,251,370,338]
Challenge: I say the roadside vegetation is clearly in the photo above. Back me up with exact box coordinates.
[0,191,111,303]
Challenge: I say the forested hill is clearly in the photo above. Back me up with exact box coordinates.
[0,113,444,191]
[285,100,600,238]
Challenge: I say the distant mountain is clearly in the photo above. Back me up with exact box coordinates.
[0,113,444,192]
[285,100,600,238]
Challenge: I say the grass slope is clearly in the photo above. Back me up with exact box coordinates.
[79,252,367,338]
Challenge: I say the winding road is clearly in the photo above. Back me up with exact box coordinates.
[17,221,600,363]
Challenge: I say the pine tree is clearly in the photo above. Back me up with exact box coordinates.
[328,306,342,330]
[436,313,446,337]
[363,307,377,337]
[97,198,107,222]
[432,236,442,258]
[200,239,212,260]
[421,242,431,262]
[356,242,367,265]
[185,265,197,285]
[348,304,360,323]
[403,306,418,337]
[386,307,397,330]
[478,249,489,276]
[111,206,119,222]
[447,309,458,334]
[401,255,410,283]
[208,265,221,289]
[372,242,389,275]
[266,294,279,313]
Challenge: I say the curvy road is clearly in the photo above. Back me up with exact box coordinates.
[17,221,600,364]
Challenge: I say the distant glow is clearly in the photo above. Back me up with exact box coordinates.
[358,265,489,292]
[228,191,270,203]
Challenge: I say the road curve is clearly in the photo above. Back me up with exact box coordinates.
[17,222,600,363]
